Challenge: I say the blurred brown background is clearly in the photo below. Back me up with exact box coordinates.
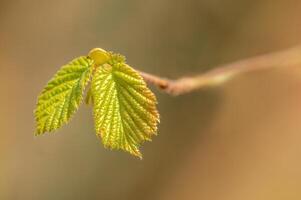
[1,0,301,199]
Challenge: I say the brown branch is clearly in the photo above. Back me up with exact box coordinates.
[139,45,301,95]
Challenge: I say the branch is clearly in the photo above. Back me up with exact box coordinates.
[140,45,301,95]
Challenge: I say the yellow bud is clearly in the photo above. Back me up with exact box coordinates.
[88,48,110,65]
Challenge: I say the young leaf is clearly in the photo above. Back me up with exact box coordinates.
[85,88,93,105]
[34,56,93,135]
[91,54,159,158]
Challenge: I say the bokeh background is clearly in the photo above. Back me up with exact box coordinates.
[1,0,301,199]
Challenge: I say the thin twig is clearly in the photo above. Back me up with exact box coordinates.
[140,45,301,95]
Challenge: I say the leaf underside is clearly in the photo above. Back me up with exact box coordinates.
[91,59,159,158]
[35,56,93,134]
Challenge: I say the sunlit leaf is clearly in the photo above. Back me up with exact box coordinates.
[91,54,159,158]
[34,56,93,134]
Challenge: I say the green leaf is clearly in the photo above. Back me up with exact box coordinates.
[85,88,93,105]
[91,55,159,158]
[34,56,93,135]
